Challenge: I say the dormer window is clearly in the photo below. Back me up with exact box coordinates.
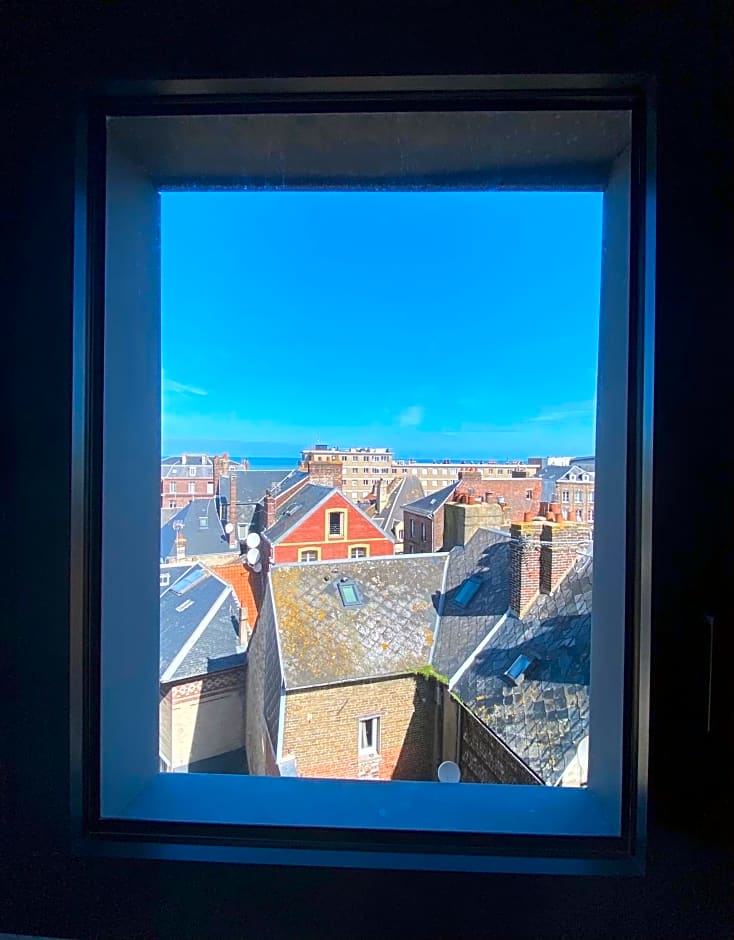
[337,578,363,608]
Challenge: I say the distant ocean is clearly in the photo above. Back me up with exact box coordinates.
[242,455,300,470]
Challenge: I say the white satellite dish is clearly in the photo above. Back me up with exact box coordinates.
[437,760,461,783]
[224,522,234,534]
[246,547,261,566]
[252,562,262,573]
[245,532,261,549]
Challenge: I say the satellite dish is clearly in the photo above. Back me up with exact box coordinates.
[437,760,461,783]
[245,532,261,549]
[252,562,262,573]
[224,522,234,534]
[246,547,260,566]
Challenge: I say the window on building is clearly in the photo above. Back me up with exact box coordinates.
[206,482,213,494]
[350,546,368,558]
[409,518,415,538]
[589,491,594,503]
[328,511,344,536]
[198,516,208,529]
[168,483,175,493]
[526,489,533,499]
[188,482,195,494]
[188,467,196,477]
[420,521,426,541]
[575,490,583,502]
[237,523,247,540]
[159,573,170,588]
[589,508,594,522]
[300,549,319,562]
[337,579,363,607]
[358,716,380,756]
[576,509,584,521]
[562,490,570,502]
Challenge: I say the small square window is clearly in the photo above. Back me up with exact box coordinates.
[198,516,208,529]
[159,573,170,588]
[358,716,380,756]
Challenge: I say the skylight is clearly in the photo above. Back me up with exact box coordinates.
[170,567,207,595]
[454,575,482,608]
[337,579,363,608]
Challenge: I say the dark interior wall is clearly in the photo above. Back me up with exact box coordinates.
[4,2,733,938]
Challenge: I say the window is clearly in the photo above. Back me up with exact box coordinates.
[328,511,345,537]
[206,482,213,494]
[561,490,570,502]
[159,573,170,588]
[76,76,652,875]
[454,575,482,608]
[237,523,247,540]
[526,489,533,499]
[168,482,175,493]
[299,549,320,562]
[576,509,584,521]
[198,516,208,529]
[575,490,583,502]
[337,578,364,607]
[188,467,196,477]
[188,482,195,494]
[350,546,368,558]
[420,521,426,541]
[409,518,416,538]
[358,716,380,756]
[589,508,594,522]
[589,490,595,503]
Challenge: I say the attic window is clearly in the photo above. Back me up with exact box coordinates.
[337,579,363,608]
[454,575,482,608]
[198,516,208,529]
[159,573,170,588]
[503,654,534,686]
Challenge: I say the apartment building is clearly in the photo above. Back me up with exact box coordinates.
[301,444,538,501]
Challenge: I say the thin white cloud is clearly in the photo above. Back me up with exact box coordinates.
[529,403,595,423]
[398,405,424,428]
[164,378,208,397]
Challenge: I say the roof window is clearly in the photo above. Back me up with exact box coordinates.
[503,654,534,686]
[170,567,207,595]
[454,575,482,608]
[337,578,364,608]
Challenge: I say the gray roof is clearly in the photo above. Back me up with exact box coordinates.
[160,499,238,561]
[402,481,459,518]
[160,563,191,594]
[454,550,593,785]
[269,554,448,689]
[228,468,304,504]
[536,463,596,500]
[431,528,512,679]
[159,564,245,683]
[262,483,334,544]
[375,476,425,535]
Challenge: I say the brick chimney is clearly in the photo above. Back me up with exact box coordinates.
[456,467,483,497]
[540,522,590,594]
[509,521,543,617]
[212,452,230,498]
[175,530,187,562]
[307,457,343,490]
[264,490,277,529]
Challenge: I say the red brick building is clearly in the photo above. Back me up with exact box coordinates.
[261,482,396,564]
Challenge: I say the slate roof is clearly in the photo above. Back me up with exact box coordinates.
[160,499,237,561]
[455,551,592,785]
[159,564,245,683]
[269,554,448,689]
[536,463,596,500]
[160,563,191,594]
[431,528,512,679]
[375,476,425,536]
[219,468,306,531]
[402,481,459,518]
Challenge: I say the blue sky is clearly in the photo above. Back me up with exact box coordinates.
[161,191,602,459]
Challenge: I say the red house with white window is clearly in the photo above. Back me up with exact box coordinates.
[261,483,396,564]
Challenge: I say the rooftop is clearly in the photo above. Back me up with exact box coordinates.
[402,481,460,518]
[160,498,237,561]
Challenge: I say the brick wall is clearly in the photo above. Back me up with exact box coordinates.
[163,667,246,770]
[281,675,439,781]
[443,500,506,550]
[509,521,543,617]
[539,522,591,595]
[480,478,542,521]
[402,509,437,554]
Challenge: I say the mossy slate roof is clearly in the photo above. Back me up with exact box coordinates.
[270,555,447,689]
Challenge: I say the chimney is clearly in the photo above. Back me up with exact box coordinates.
[540,522,590,594]
[456,467,483,495]
[229,471,238,532]
[264,490,277,529]
[375,477,392,514]
[212,452,230,498]
[175,530,186,562]
[307,457,343,490]
[181,454,187,465]
[509,521,543,617]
